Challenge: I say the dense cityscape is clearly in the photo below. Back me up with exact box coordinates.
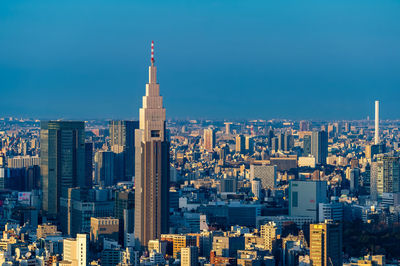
[0,39,399,266]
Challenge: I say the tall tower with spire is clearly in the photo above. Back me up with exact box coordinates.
[134,41,170,248]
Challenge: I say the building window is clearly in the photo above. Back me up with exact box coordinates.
[292,191,298,207]
[151,130,160,138]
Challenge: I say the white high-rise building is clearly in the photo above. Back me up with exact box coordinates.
[375,100,380,145]
[181,246,199,266]
[203,128,216,151]
[251,179,261,198]
[370,155,400,201]
[63,234,87,266]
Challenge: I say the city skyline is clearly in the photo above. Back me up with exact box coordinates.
[2,1,400,265]
[1,0,400,120]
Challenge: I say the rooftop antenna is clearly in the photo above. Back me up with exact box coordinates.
[151,40,155,65]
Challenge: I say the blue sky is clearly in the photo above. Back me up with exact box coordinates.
[1,0,400,120]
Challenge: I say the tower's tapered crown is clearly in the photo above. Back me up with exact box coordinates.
[139,41,166,142]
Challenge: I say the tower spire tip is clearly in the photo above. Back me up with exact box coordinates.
[151,41,154,65]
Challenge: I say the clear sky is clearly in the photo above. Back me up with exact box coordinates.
[1,0,400,120]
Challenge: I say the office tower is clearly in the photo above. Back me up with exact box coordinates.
[84,143,93,187]
[203,128,216,151]
[172,235,197,258]
[225,122,232,135]
[170,166,179,183]
[226,205,259,228]
[267,129,274,147]
[362,163,371,191]
[250,163,277,189]
[245,136,254,155]
[334,122,342,136]
[109,120,139,182]
[251,179,261,198]
[327,124,335,138]
[169,189,179,210]
[90,217,119,250]
[114,190,135,246]
[160,234,175,256]
[260,222,277,251]
[309,222,342,266]
[181,246,199,266]
[218,144,230,161]
[63,234,88,266]
[271,137,279,152]
[370,155,400,201]
[94,151,115,186]
[1,164,40,191]
[124,209,135,247]
[115,190,135,222]
[220,176,237,193]
[60,187,114,236]
[375,100,379,144]
[289,180,328,221]
[278,133,285,151]
[311,131,328,165]
[284,133,293,152]
[344,122,351,133]
[346,168,360,192]
[40,121,85,219]
[365,143,386,161]
[299,120,310,131]
[318,202,343,223]
[303,135,312,156]
[135,41,170,248]
[235,134,245,154]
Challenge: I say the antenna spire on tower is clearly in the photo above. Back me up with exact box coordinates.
[151,41,154,65]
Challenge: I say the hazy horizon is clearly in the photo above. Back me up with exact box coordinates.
[1,0,400,120]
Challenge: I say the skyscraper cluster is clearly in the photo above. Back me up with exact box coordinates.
[0,39,397,266]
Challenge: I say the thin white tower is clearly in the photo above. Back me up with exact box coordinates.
[375,100,379,144]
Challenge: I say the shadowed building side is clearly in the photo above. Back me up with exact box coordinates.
[40,121,85,220]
